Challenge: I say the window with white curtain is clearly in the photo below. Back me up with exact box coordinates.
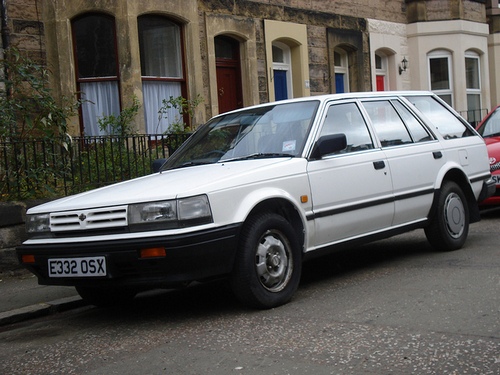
[72,14,121,136]
[138,16,185,134]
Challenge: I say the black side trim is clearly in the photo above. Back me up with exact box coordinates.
[306,188,433,221]
[394,188,434,201]
[470,173,492,184]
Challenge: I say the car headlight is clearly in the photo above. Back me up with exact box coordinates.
[128,195,213,231]
[26,213,50,236]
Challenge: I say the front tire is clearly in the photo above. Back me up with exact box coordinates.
[231,212,302,309]
[425,181,469,251]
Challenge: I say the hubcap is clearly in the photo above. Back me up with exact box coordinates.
[444,192,465,238]
[255,230,293,292]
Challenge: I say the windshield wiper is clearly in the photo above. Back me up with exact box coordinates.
[220,153,293,162]
[170,160,213,170]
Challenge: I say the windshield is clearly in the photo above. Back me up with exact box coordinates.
[478,107,500,138]
[162,100,319,170]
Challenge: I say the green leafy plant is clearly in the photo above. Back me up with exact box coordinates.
[0,48,81,200]
[157,94,203,152]
[97,96,141,136]
[157,94,203,133]
[0,48,80,141]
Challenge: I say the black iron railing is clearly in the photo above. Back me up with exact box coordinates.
[0,133,190,201]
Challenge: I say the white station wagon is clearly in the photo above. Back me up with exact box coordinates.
[18,92,495,309]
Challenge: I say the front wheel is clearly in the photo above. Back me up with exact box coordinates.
[231,212,302,309]
[425,181,469,251]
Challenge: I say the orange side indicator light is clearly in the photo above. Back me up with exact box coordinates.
[140,247,166,259]
[300,195,308,203]
[22,254,35,264]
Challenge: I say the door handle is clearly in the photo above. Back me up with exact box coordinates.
[373,160,385,170]
[433,151,443,159]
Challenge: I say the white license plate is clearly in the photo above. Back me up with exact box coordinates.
[48,257,106,278]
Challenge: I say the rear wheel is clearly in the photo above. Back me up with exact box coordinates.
[231,212,301,309]
[425,181,469,251]
[76,286,137,307]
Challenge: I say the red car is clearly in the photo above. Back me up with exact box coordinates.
[476,105,500,206]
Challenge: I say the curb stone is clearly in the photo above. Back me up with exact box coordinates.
[0,296,88,327]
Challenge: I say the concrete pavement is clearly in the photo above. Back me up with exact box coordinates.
[0,269,86,326]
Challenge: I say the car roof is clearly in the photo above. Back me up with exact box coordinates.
[215,91,435,117]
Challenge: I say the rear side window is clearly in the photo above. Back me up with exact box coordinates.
[362,100,412,147]
[405,95,474,139]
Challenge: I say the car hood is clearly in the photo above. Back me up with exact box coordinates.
[484,136,500,166]
[28,158,305,214]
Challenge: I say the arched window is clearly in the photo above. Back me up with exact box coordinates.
[465,50,481,126]
[72,14,120,136]
[334,48,349,93]
[272,41,292,100]
[428,50,453,106]
[138,15,186,134]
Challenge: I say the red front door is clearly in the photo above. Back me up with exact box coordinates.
[215,36,243,114]
[216,66,241,114]
[376,75,385,91]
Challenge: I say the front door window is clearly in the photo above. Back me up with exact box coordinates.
[272,42,292,101]
[334,49,349,93]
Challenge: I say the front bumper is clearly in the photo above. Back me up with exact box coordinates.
[16,224,241,288]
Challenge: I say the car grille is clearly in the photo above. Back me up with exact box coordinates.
[492,161,500,172]
[50,206,128,232]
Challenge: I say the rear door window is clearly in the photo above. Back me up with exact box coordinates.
[362,100,412,147]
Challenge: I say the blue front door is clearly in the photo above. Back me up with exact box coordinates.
[335,73,345,93]
[274,70,288,101]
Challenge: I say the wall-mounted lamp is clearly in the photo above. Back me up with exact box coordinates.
[399,56,408,75]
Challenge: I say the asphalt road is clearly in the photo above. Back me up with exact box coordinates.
[0,209,499,374]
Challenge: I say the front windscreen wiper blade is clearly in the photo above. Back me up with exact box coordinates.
[220,153,293,163]
[170,161,213,170]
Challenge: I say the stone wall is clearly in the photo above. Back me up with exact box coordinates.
[0,202,27,275]
[4,0,45,62]
[0,201,47,275]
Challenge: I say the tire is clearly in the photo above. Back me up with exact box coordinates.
[425,181,469,251]
[76,286,137,307]
[230,212,302,309]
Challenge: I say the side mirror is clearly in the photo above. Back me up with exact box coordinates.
[152,158,167,173]
[310,134,347,159]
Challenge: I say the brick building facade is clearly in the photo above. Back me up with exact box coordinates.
[1,0,498,134]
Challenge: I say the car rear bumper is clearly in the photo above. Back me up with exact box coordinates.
[16,224,241,288]
[478,177,496,203]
